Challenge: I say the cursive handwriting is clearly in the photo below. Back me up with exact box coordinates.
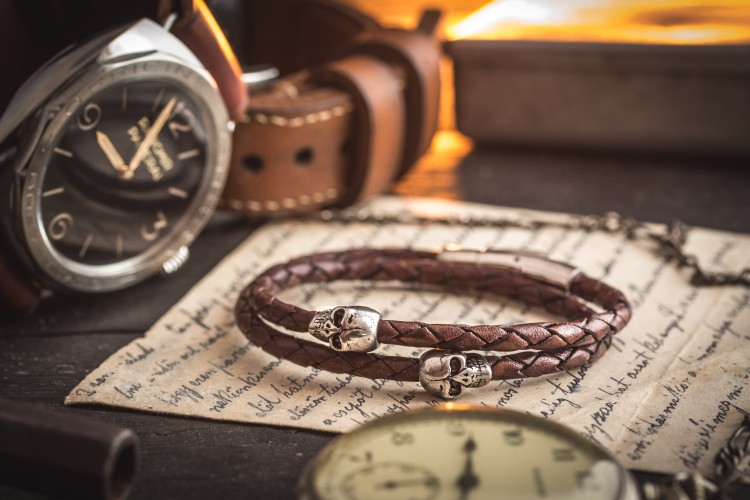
[123,343,154,366]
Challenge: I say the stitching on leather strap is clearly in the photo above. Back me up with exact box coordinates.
[244,103,353,128]
[221,188,339,212]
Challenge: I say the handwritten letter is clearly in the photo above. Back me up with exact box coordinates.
[67,197,750,476]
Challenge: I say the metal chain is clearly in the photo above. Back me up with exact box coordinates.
[715,415,750,493]
[640,415,750,500]
[641,472,721,500]
[314,209,750,288]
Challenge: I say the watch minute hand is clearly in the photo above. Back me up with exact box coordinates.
[95,131,127,173]
[123,96,176,179]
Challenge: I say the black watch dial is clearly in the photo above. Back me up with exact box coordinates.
[39,80,206,266]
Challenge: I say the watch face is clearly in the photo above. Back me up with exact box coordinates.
[40,80,205,265]
[304,406,634,500]
[21,59,230,291]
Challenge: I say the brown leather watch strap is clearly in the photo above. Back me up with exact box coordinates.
[170,0,248,121]
[235,249,632,398]
[224,51,407,212]
[350,28,441,178]
[219,0,442,214]
[311,54,405,206]
[236,0,379,75]
[222,50,408,212]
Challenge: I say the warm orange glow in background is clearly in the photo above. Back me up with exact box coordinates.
[447,0,750,44]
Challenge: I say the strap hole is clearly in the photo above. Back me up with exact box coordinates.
[295,147,314,166]
[340,138,353,155]
[241,154,264,173]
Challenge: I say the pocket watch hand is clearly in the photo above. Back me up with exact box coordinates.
[95,131,127,173]
[456,436,480,500]
[122,96,176,179]
[375,477,438,490]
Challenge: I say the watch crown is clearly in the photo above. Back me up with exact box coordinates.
[161,246,190,276]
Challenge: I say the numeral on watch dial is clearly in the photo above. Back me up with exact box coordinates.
[77,102,102,131]
[169,102,196,139]
[141,211,168,241]
[48,213,74,241]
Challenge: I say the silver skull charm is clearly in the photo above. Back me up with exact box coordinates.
[308,306,381,352]
[419,350,491,399]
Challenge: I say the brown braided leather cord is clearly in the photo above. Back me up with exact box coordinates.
[234,249,631,382]
[237,306,614,382]
[237,249,630,352]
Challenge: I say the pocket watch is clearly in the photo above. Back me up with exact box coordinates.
[299,404,640,500]
[0,18,231,294]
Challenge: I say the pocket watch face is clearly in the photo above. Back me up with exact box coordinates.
[302,406,636,500]
[20,59,230,291]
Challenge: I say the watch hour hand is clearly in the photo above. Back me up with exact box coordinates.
[122,96,176,179]
[375,477,438,490]
[95,131,127,174]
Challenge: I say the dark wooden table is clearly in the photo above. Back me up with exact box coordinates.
[3,1,750,497]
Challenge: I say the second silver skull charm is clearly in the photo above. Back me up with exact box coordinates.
[308,306,381,352]
[419,350,492,399]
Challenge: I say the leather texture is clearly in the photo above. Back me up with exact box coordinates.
[235,249,632,382]
[222,0,441,214]
[351,29,441,177]
[171,0,248,121]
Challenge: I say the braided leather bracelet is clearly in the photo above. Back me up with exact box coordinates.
[234,248,632,399]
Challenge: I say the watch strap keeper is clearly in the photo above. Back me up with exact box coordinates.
[311,54,406,207]
[349,26,441,178]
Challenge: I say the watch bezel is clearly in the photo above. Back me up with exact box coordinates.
[19,53,230,292]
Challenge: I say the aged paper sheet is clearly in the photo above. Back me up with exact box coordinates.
[67,196,750,476]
